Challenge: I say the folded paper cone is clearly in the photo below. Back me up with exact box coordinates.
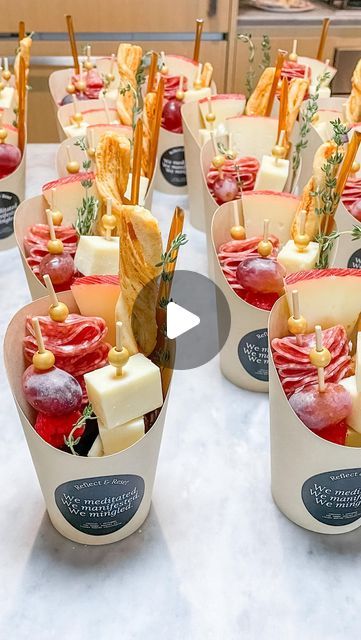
[182,94,246,231]
[210,192,300,391]
[153,54,216,195]
[334,199,361,269]
[269,271,361,534]
[49,69,76,141]
[4,290,170,545]
[58,98,118,140]
[0,136,26,251]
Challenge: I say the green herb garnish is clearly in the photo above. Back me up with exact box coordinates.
[64,404,95,456]
[238,33,256,99]
[73,137,99,235]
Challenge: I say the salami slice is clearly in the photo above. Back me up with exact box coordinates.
[207,156,260,204]
[163,75,189,102]
[272,324,351,397]
[342,178,361,218]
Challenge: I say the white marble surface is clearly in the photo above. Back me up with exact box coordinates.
[1,145,361,640]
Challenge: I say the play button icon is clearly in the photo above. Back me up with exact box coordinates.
[132,270,231,370]
[166,301,200,339]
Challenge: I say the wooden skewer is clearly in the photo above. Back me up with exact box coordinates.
[277,77,288,146]
[46,209,57,241]
[291,290,303,346]
[315,325,326,392]
[193,18,204,63]
[65,14,80,75]
[43,274,59,308]
[147,51,158,94]
[130,118,143,205]
[316,18,330,62]
[17,55,26,155]
[233,199,241,227]
[147,76,164,181]
[210,130,218,156]
[324,130,361,235]
[32,317,45,353]
[19,21,25,43]
[263,219,270,242]
[265,50,288,118]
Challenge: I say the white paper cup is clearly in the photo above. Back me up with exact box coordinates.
[0,126,26,251]
[182,94,246,231]
[4,290,170,545]
[210,191,300,391]
[57,98,118,140]
[269,272,361,534]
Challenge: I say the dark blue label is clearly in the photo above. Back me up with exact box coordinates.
[238,328,269,382]
[0,191,19,239]
[160,146,187,187]
[302,468,361,526]
[55,474,145,536]
[347,249,361,270]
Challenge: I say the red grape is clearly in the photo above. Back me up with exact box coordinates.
[289,383,352,436]
[213,175,239,204]
[236,256,285,293]
[23,365,83,416]
[243,290,279,310]
[162,100,183,133]
[39,252,75,288]
[0,143,21,179]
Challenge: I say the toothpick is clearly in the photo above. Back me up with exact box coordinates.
[179,75,184,93]
[51,188,56,211]
[72,94,78,115]
[46,209,56,241]
[195,62,203,88]
[292,40,297,57]
[263,219,270,243]
[291,290,303,346]
[32,317,45,354]
[233,199,241,227]
[66,145,73,164]
[43,274,59,309]
[315,325,326,392]
[210,130,218,156]
[193,18,204,63]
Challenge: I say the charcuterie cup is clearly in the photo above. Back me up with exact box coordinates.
[269,269,361,534]
[0,125,26,251]
[210,191,300,391]
[153,54,216,195]
[4,290,171,545]
[57,98,117,141]
[201,116,279,271]
[182,94,245,231]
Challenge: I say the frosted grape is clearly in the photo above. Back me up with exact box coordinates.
[0,143,21,178]
[213,175,239,203]
[236,256,285,293]
[39,252,75,288]
[23,365,82,415]
[289,383,352,436]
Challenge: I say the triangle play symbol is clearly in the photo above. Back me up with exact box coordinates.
[166,301,200,339]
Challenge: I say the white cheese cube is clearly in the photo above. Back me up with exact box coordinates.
[254,155,289,192]
[99,417,145,455]
[0,87,15,110]
[63,121,89,138]
[183,87,211,104]
[74,236,119,276]
[339,375,361,433]
[277,239,319,274]
[87,435,104,457]
[84,353,163,430]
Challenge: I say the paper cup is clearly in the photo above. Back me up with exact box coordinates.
[210,191,300,391]
[182,94,246,231]
[4,289,170,545]
[297,56,337,86]
[58,97,118,140]
[0,125,26,251]
[201,116,279,271]
[269,271,361,534]
[153,54,216,195]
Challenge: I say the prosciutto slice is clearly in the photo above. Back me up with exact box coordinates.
[272,324,351,397]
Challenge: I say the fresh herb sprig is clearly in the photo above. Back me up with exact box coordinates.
[315,225,361,269]
[64,404,95,456]
[260,35,271,71]
[73,137,99,235]
[291,70,331,183]
[238,33,256,99]
[156,233,188,309]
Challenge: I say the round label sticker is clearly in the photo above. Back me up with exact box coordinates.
[160,146,187,187]
[238,328,269,382]
[302,468,361,526]
[55,474,145,536]
[0,191,20,240]
[347,249,361,270]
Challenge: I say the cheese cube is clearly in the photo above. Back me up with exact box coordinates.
[87,435,104,457]
[99,417,145,455]
[71,275,120,345]
[277,239,319,274]
[64,121,89,138]
[339,375,361,433]
[254,155,289,192]
[183,87,211,104]
[84,353,163,430]
[0,87,15,110]
[74,236,119,277]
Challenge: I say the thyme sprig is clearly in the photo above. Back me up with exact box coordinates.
[291,70,331,182]
[217,141,235,159]
[73,137,99,235]
[315,226,361,269]
[238,33,256,99]
[260,35,271,71]
[64,404,95,456]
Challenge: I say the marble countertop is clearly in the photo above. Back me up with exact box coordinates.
[1,144,361,640]
[238,1,361,26]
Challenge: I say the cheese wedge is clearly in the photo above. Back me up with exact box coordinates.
[71,275,120,345]
[99,417,145,455]
[74,235,119,277]
[254,155,289,192]
[84,353,163,430]
[87,435,104,457]
[277,239,319,274]
[183,87,211,104]
[64,121,89,138]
